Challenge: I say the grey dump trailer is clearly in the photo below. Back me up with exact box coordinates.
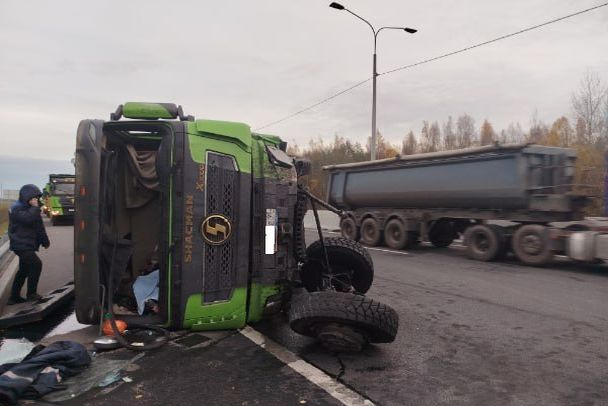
[324,143,600,266]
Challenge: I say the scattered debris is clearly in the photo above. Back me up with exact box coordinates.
[97,371,122,388]
[0,338,35,365]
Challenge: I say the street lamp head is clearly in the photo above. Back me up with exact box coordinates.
[404,27,417,34]
[329,2,345,10]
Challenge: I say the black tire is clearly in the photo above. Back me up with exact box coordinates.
[512,224,553,266]
[384,219,415,250]
[464,224,505,261]
[289,291,399,346]
[360,217,382,247]
[304,237,373,294]
[340,217,359,241]
[428,219,456,248]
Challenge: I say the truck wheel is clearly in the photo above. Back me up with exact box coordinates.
[464,224,505,261]
[360,218,382,247]
[428,220,455,248]
[512,224,552,266]
[289,291,399,352]
[304,237,373,294]
[384,219,414,250]
[340,217,359,241]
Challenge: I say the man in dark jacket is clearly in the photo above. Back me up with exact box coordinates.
[7,184,50,304]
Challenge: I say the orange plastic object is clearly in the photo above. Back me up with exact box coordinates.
[102,319,127,336]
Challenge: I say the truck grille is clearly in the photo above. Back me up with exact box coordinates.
[203,152,239,302]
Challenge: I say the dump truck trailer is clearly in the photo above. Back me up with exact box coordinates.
[324,143,604,266]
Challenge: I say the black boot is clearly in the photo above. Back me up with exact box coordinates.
[27,293,43,301]
[8,296,27,305]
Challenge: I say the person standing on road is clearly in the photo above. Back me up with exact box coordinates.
[7,184,50,304]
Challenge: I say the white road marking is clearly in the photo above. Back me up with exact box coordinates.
[239,326,375,406]
[307,228,466,254]
[365,247,411,256]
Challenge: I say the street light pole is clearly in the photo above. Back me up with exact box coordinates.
[329,2,417,160]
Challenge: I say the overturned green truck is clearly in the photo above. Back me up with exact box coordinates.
[74,102,398,352]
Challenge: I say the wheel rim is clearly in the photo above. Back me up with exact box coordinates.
[388,224,401,243]
[521,233,543,255]
[362,223,376,241]
[314,323,366,353]
[473,231,490,252]
[324,264,354,292]
[342,221,354,238]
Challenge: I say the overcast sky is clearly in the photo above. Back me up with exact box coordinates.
[0,0,607,165]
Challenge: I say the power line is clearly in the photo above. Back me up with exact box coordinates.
[254,78,370,131]
[380,1,608,77]
[254,2,608,131]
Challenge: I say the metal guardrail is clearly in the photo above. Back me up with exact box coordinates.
[0,199,10,265]
[0,235,8,260]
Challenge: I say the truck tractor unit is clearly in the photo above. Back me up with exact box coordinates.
[74,102,398,352]
[43,174,76,225]
[324,144,600,266]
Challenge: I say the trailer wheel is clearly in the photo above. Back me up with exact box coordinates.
[304,237,373,294]
[428,219,456,248]
[340,217,359,241]
[384,219,415,250]
[512,224,553,266]
[360,218,382,247]
[464,224,505,261]
[289,291,399,352]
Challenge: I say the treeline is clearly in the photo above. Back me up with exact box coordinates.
[291,69,608,215]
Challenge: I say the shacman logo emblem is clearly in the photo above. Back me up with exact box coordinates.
[201,214,232,245]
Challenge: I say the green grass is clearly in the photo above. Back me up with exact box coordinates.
[0,199,9,236]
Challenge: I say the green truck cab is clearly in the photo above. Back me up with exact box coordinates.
[42,174,75,225]
[74,102,398,352]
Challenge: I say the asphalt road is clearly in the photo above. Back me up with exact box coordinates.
[4,222,608,405]
[1,219,76,340]
[255,230,608,406]
[24,218,74,296]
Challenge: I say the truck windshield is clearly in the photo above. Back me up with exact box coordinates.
[53,183,74,195]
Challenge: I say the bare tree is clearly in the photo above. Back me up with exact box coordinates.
[505,122,525,143]
[402,131,417,155]
[499,129,508,144]
[480,119,496,145]
[442,116,456,150]
[456,114,476,148]
[546,116,573,147]
[420,121,441,153]
[528,109,548,143]
[571,69,608,144]
[366,130,399,159]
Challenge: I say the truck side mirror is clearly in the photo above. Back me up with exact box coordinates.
[266,146,294,168]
